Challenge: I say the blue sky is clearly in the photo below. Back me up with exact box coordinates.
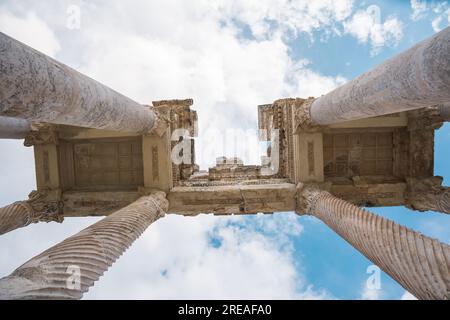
[0,0,449,299]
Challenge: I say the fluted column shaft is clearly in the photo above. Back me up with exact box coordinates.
[0,116,30,139]
[0,32,156,134]
[0,192,168,300]
[300,188,450,300]
[0,202,36,235]
[310,27,450,124]
[0,193,63,236]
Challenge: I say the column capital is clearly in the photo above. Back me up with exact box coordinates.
[23,123,58,147]
[292,97,320,133]
[151,98,197,137]
[407,106,444,131]
[295,182,330,215]
[137,189,169,219]
[405,176,450,214]
[148,105,172,137]
[26,189,64,223]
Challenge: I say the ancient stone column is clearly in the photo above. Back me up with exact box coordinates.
[0,116,30,139]
[0,32,156,134]
[297,186,450,300]
[0,191,63,236]
[406,177,450,214]
[309,27,450,125]
[0,192,168,300]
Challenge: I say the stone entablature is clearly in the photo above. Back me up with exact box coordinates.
[23,96,446,218]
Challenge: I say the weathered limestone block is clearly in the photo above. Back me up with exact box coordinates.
[169,184,296,215]
[0,190,63,236]
[297,184,450,300]
[310,27,450,124]
[291,98,318,133]
[61,191,141,217]
[0,32,156,134]
[0,116,30,139]
[439,104,450,121]
[406,177,450,214]
[407,107,443,178]
[0,192,168,299]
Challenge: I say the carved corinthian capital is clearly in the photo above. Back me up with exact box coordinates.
[292,97,319,133]
[147,105,171,137]
[26,189,64,223]
[406,176,450,214]
[23,123,58,147]
[295,182,331,214]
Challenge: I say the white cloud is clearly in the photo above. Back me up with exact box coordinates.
[409,0,450,32]
[1,213,328,300]
[410,0,428,21]
[0,8,60,57]
[430,7,450,32]
[361,286,381,300]
[215,0,354,40]
[287,60,347,98]
[0,140,36,206]
[432,15,444,32]
[344,9,403,55]
[400,291,418,300]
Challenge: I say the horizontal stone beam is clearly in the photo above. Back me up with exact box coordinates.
[0,32,156,134]
[168,184,297,215]
[0,116,30,139]
[59,185,297,217]
[310,27,450,124]
[59,183,413,217]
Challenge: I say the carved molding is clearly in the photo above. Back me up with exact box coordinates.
[295,182,331,214]
[23,123,58,147]
[152,99,193,107]
[292,97,320,133]
[26,189,64,223]
[407,106,444,131]
[149,105,172,137]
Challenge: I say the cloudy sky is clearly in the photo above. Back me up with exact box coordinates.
[0,0,450,299]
